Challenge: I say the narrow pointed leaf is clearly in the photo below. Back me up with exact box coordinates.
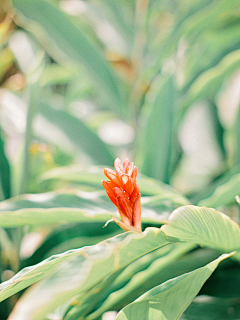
[12,0,123,109]
[115,253,234,320]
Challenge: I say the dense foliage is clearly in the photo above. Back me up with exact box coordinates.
[0,0,240,319]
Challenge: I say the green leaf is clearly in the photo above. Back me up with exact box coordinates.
[197,173,240,208]
[233,106,240,167]
[140,75,177,183]
[22,222,120,268]
[12,0,123,110]
[0,228,169,317]
[0,129,11,199]
[183,49,240,109]
[38,165,190,207]
[39,102,115,166]
[191,164,240,205]
[161,205,240,253]
[82,243,195,320]
[0,188,180,227]
[115,253,234,320]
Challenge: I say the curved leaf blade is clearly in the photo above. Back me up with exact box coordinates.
[39,102,114,166]
[161,205,240,252]
[0,228,169,318]
[12,0,123,109]
[115,253,234,320]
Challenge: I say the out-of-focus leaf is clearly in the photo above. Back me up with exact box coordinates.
[191,164,240,205]
[90,0,133,43]
[0,130,11,199]
[22,222,121,268]
[198,173,240,208]
[182,0,239,40]
[39,165,190,204]
[181,297,240,320]
[183,49,240,109]
[12,0,123,110]
[162,205,240,254]
[0,47,14,81]
[2,228,169,319]
[183,23,240,92]
[40,64,76,86]
[0,189,181,227]
[200,267,240,299]
[141,75,176,183]
[115,253,233,320]
[233,106,240,166]
[39,102,114,166]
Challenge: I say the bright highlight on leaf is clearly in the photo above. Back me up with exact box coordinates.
[102,158,142,232]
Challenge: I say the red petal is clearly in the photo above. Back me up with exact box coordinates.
[124,178,134,195]
[131,167,137,182]
[130,182,140,203]
[106,191,117,206]
[132,194,141,231]
[123,159,130,172]
[116,195,133,222]
[116,209,132,226]
[104,168,122,187]
[114,158,123,176]
[101,180,118,193]
[126,162,134,176]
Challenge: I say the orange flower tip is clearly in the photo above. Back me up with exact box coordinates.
[123,159,130,171]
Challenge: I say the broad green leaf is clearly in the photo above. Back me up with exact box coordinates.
[0,189,174,227]
[39,102,114,166]
[12,0,123,110]
[141,75,177,183]
[161,205,240,253]
[198,173,240,208]
[0,228,169,319]
[82,243,195,320]
[115,253,234,320]
[0,129,11,199]
[21,222,120,268]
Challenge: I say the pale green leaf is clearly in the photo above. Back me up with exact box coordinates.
[1,228,169,319]
[141,75,176,183]
[115,253,234,320]
[12,0,123,109]
[198,173,240,208]
[39,102,114,166]
[161,205,240,253]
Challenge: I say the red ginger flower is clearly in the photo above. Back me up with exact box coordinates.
[102,158,141,233]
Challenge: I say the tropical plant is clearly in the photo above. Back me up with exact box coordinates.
[0,0,240,319]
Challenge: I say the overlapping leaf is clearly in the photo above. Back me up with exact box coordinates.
[0,228,169,319]
[115,253,234,320]
[12,0,123,110]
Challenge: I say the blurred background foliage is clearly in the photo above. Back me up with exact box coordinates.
[0,0,240,319]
